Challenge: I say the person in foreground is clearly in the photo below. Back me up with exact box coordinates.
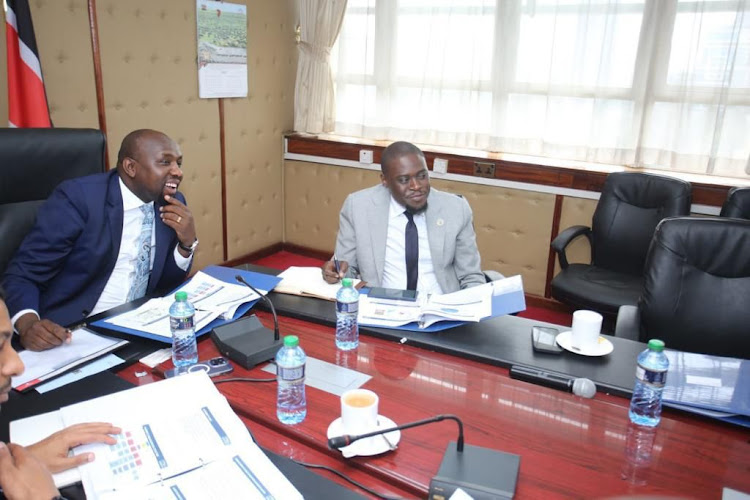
[0,289,121,500]
[2,129,199,351]
[322,141,485,294]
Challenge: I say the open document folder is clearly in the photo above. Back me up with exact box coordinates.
[10,372,302,499]
[275,266,362,301]
[359,275,525,330]
[95,267,281,342]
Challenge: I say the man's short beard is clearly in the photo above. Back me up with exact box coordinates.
[407,201,428,215]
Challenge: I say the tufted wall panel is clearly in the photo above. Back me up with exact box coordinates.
[224,0,297,260]
[283,160,556,295]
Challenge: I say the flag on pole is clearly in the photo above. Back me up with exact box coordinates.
[5,0,51,127]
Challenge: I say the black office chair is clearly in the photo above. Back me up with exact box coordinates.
[0,128,106,275]
[550,172,692,327]
[615,217,750,359]
[719,186,750,219]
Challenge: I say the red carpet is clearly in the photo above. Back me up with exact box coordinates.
[251,251,572,326]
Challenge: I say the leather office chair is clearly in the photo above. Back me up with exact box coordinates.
[615,217,750,359]
[719,186,750,219]
[550,172,692,326]
[0,128,106,275]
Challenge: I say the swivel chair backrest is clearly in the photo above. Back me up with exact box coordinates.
[0,128,106,275]
[591,172,691,276]
[719,186,750,220]
[639,217,750,359]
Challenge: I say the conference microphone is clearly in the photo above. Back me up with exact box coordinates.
[235,275,280,341]
[328,414,464,452]
[209,275,283,369]
[509,365,597,398]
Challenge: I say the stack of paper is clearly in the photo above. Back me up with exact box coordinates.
[11,372,302,499]
[275,266,362,301]
[105,271,263,342]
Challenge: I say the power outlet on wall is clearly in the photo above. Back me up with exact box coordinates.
[474,161,495,178]
[433,158,448,175]
[359,149,374,164]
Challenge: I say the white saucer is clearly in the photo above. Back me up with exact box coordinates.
[327,415,401,458]
[556,331,614,357]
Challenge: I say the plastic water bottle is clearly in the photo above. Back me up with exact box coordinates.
[629,339,669,427]
[335,278,359,350]
[169,291,198,372]
[276,335,307,424]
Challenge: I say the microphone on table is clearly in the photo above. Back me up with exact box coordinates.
[510,365,597,398]
[209,275,283,369]
[328,414,521,499]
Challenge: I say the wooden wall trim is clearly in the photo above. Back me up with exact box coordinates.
[219,99,228,262]
[87,0,109,170]
[286,134,739,207]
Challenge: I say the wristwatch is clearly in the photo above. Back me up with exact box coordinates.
[178,238,199,254]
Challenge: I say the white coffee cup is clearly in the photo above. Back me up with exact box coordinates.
[341,389,379,434]
[571,310,603,350]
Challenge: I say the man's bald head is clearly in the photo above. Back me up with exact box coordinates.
[381,141,425,176]
[117,129,172,168]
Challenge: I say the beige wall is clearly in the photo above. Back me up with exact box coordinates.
[283,161,559,296]
[1,0,297,269]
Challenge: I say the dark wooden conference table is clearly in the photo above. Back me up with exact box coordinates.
[114,292,750,499]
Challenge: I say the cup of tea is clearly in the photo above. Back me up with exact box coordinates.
[571,310,603,350]
[341,389,379,434]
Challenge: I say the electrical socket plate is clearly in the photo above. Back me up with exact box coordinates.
[433,158,448,175]
[474,161,495,178]
[359,149,374,164]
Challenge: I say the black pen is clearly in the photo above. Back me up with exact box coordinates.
[333,254,341,275]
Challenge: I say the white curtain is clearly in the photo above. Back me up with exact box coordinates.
[294,0,348,134]
[331,0,750,179]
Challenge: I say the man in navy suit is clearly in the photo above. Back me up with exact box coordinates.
[2,129,199,351]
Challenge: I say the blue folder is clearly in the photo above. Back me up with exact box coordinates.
[91,265,281,343]
[359,286,526,333]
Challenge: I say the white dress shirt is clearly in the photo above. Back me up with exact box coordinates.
[12,178,191,327]
[381,196,444,295]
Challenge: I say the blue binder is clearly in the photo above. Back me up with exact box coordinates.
[91,265,281,343]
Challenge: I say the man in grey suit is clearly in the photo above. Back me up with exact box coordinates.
[322,141,485,294]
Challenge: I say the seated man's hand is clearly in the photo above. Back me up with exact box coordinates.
[0,442,59,500]
[16,313,70,351]
[160,194,197,258]
[28,423,121,474]
[322,260,348,284]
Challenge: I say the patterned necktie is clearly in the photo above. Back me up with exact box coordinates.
[128,204,154,301]
[404,210,418,291]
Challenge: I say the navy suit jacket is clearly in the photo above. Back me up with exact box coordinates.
[2,169,190,327]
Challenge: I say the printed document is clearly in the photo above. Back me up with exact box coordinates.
[11,373,302,499]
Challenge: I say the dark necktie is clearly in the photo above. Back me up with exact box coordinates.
[404,210,418,291]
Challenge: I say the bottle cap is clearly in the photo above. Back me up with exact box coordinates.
[341,278,352,288]
[175,291,188,302]
[647,339,665,352]
[284,335,299,348]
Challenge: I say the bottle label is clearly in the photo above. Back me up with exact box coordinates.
[170,315,194,331]
[635,365,667,387]
[278,364,305,382]
[337,301,359,314]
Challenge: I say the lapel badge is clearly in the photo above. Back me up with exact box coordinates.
[436,218,445,227]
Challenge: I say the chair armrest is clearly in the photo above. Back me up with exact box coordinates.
[615,305,640,341]
[483,270,505,283]
[550,225,591,269]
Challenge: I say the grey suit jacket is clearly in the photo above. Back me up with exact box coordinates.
[334,184,485,293]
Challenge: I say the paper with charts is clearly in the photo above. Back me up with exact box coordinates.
[275,266,362,301]
[13,373,302,499]
[359,279,506,329]
[104,271,262,341]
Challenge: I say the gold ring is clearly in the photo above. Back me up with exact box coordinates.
[177,216,182,223]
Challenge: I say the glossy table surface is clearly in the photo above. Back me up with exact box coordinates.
[119,311,750,500]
